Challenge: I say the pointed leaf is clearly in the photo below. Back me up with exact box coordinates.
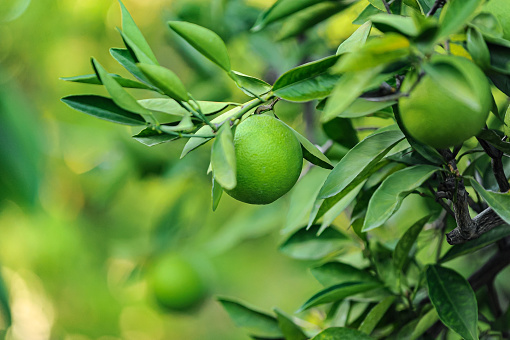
[230,71,272,97]
[470,180,510,224]
[363,165,439,231]
[218,297,283,338]
[319,181,364,234]
[312,327,374,340]
[279,225,349,260]
[359,296,396,335]
[110,48,154,85]
[437,0,484,40]
[333,98,395,118]
[311,262,379,287]
[282,123,333,169]
[139,98,237,116]
[274,309,307,340]
[467,27,490,69]
[132,128,178,146]
[318,129,405,199]
[169,21,231,72]
[370,14,420,36]
[353,4,382,25]
[299,282,382,311]
[211,124,236,190]
[477,129,510,155]
[337,21,372,55]
[426,265,479,340]
[393,216,430,272]
[273,55,341,102]
[212,177,223,211]
[118,0,158,64]
[92,58,154,123]
[61,95,145,126]
[137,63,189,102]
[61,73,152,90]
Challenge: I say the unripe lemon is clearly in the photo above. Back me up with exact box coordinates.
[147,253,206,311]
[399,55,491,149]
[226,114,303,205]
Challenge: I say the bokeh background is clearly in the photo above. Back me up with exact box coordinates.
[2,0,505,339]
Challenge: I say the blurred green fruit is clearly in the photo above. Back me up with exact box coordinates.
[225,114,303,205]
[484,0,510,39]
[399,55,491,149]
[147,253,206,311]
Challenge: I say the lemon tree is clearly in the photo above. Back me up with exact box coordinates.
[61,0,510,338]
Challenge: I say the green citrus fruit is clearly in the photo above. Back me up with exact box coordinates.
[399,55,491,149]
[147,253,206,311]
[483,0,510,40]
[225,114,303,205]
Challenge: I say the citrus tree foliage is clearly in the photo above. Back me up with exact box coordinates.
[62,0,510,338]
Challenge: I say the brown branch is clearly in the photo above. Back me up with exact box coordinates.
[477,137,510,192]
[427,0,446,17]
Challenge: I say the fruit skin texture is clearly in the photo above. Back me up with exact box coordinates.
[147,253,206,311]
[484,0,510,40]
[226,114,303,205]
[399,55,491,149]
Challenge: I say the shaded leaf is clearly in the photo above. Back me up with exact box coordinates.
[337,21,372,55]
[132,127,178,146]
[230,71,272,97]
[299,282,382,312]
[274,309,307,340]
[282,123,333,169]
[477,129,510,155]
[212,177,223,211]
[110,48,154,85]
[393,216,430,272]
[211,123,236,190]
[61,73,152,90]
[359,296,396,335]
[370,14,420,36]
[426,265,478,340]
[137,63,189,102]
[279,225,349,260]
[312,327,374,340]
[335,98,395,118]
[467,27,490,69]
[318,129,405,199]
[362,165,438,231]
[353,4,382,25]
[139,98,237,116]
[118,0,158,65]
[61,95,145,126]
[470,179,510,225]
[218,297,283,339]
[437,0,484,40]
[169,21,231,72]
[311,262,379,287]
[273,55,341,102]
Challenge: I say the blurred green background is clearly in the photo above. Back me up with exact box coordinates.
[4,0,504,339]
[0,0,366,338]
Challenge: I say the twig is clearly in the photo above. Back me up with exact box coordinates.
[381,0,392,14]
[427,0,446,17]
[477,137,510,192]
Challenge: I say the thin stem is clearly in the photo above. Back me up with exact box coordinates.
[427,0,446,17]
[381,0,392,13]
[158,125,215,138]
[181,101,218,132]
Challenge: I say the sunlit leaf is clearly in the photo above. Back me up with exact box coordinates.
[353,4,382,25]
[132,127,178,146]
[218,297,283,338]
[359,296,395,335]
[110,48,154,86]
[279,225,349,260]
[337,21,372,55]
[273,55,341,102]
[61,73,152,90]
[437,0,484,40]
[370,14,420,36]
[139,98,237,116]
[137,63,189,102]
[211,123,236,190]
[470,179,510,224]
[311,262,379,287]
[230,71,272,97]
[281,123,333,169]
[426,265,479,340]
[335,98,395,118]
[362,165,438,232]
[61,95,145,126]
[393,216,430,272]
[274,309,307,340]
[169,21,231,72]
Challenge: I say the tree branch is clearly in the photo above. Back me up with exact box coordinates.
[427,0,446,17]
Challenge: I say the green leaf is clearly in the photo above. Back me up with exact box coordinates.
[212,177,223,211]
[335,98,395,118]
[284,167,330,235]
[477,129,510,155]
[312,327,374,340]
[411,307,439,340]
[333,34,410,73]
[467,27,491,69]
[322,67,384,122]
[110,48,154,86]
[393,216,430,272]
[61,73,152,90]
[370,14,420,36]
[252,0,332,32]
[132,128,178,146]
[230,71,272,97]
[470,180,510,225]
[277,2,347,40]
[169,21,231,72]
[368,0,387,11]
[273,55,341,102]
[441,225,510,263]
[139,98,237,116]
[61,95,146,126]
[353,4,382,25]
[311,262,379,287]
[299,282,382,312]
[218,297,283,339]
[211,123,237,190]
[274,309,307,340]
[118,0,158,65]
[137,63,189,102]
[159,115,194,133]
[359,296,396,335]
[362,165,438,232]
[337,21,372,55]
[0,271,11,327]
[91,58,155,124]
[281,124,333,169]
[437,0,484,40]
[426,265,479,340]
[279,225,349,260]
[318,129,405,199]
